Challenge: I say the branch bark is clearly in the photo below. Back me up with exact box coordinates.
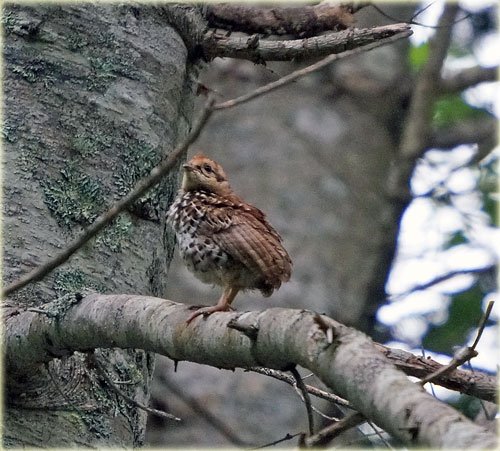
[376,345,496,403]
[206,2,356,37]
[428,116,497,161]
[5,294,496,448]
[202,23,412,62]
[440,65,498,94]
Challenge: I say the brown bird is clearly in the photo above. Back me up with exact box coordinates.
[167,154,292,323]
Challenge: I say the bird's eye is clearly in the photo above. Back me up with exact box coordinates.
[203,163,213,173]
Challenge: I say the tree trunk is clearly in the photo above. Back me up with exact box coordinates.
[3,4,199,446]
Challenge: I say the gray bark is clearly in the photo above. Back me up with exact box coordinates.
[4,294,497,448]
[3,4,199,447]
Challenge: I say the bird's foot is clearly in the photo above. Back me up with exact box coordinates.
[186,304,234,324]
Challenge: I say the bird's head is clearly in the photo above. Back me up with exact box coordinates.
[181,154,231,195]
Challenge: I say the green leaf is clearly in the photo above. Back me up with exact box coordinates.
[433,94,490,128]
[408,43,429,72]
[422,283,484,354]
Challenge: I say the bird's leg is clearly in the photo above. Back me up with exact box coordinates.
[186,286,240,324]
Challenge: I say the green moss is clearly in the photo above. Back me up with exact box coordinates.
[67,34,88,52]
[34,292,83,319]
[42,164,105,227]
[53,269,106,297]
[96,213,133,253]
[80,412,111,439]
[87,55,137,91]
[1,119,18,143]
[113,141,162,212]
[11,57,56,87]
[18,141,50,175]
[114,358,143,385]
[71,132,112,159]
[1,11,18,34]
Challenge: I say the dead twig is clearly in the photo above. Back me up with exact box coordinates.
[304,412,366,447]
[420,300,495,386]
[389,266,494,301]
[290,366,315,436]
[159,373,250,447]
[249,367,350,407]
[251,432,303,449]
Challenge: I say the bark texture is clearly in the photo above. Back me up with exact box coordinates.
[4,295,497,448]
[3,4,199,447]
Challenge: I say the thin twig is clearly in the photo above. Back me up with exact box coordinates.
[389,266,493,301]
[304,412,366,447]
[249,367,350,407]
[290,366,314,435]
[2,97,215,299]
[160,374,250,447]
[420,300,495,386]
[213,29,412,111]
[90,353,181,422]
[251,432,303,449]
[366,420,394,449]
[370,3,471,29]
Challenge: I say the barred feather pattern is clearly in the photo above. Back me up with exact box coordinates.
[167,189,292,296]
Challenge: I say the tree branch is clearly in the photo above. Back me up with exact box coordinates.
[304,412,366,447]
[213,28,412,111]
[399,4,458,160]
[202,24,412,62]
[428,116,497,161]
[375,344,496,403]
[388,3,459,203]
[440,65,498,94]
[4,295,496,448]
[205,2,356,37]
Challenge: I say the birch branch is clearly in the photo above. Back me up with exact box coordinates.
[4,295,496,448]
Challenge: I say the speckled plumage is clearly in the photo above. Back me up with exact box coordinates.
[167,154,292,322]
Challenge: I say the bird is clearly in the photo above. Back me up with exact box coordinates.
[167,154,292,323]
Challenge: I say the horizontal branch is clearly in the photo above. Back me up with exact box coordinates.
[440,65,498,94]
[206,2,355,37]
[4,295,496,448]
[428,116,497,160]
[202,24,412,62]
[376,345,496,403]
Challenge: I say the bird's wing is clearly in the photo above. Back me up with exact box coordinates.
[199,202,292,286]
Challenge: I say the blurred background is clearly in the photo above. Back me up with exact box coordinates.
[146,1,498,446]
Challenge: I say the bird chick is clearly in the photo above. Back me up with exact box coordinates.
[167,154,292,323]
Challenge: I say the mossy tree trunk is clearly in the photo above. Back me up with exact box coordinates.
[3,4,199,447]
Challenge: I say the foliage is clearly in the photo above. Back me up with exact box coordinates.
[432,94,491,128]
[422,282,485,354]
